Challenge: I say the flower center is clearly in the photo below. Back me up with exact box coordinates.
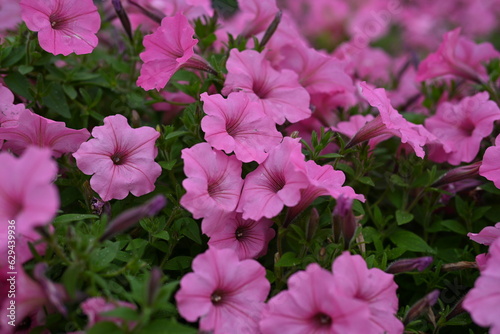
[313,312,332,327]
[252,80,272,99]
[49,14,66,30]
[459,119,475,136]
[111,152,127,165]
[235,226,247,240]
[211,291,224,305]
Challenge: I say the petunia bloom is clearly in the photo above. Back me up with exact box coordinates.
[480,134,500,188]
[417,28,500,83]
[463,237,500,333]
[222,49,311,125]
[0,85,26,149]
[426,92,500,165]
[237,137,310,221]
[176,248,270,334]
[468,223,500,246]
[207,211,275,260]
[332,252,404,334]
[73,114,161,201]
[20,0,101,56]
[200,92,282,163]
[137,12,213,91]
[0,109,90,157]
[81,297,137,329]
[260,263,372,334]
[180,143,244,222]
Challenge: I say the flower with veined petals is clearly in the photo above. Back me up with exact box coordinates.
[175,248,270,334]
[180,143,244,221]
[207,211,275,260]
[0,109,90,158]
[260,263,372,334]
[417,28,500,83]
[137,12,213,91]
[0,85,26,149]
[332,252,404,334]
[480,134,500,188]
[20,0,101,56]
[201,92,282,163]
[222,49,311,125]
[463,238,500,334]
[426,92,500,165]
[237,137,309,221]
[73,114,161,201]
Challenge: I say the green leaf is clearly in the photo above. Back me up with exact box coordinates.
[100,307,140,321]
[18,65,33,75]
[153,230,170,241]
[62,84,78,100]
[87,322,122,334]
[90,242,120,272]
[62,265,81,298]
[1,46,25,67]
[396,210,414,225]
[163,256,193,270]
[389,229,435,253]
[4,72,33,100]
[159,160,177,170]
[54,214,99,224]
[275,252,300,267]
[455,196,469,220]
[359,176,375,186]
[178,217,202,244]
[42,83,71,118]
[440,220,467,235]
[141,319,197,334]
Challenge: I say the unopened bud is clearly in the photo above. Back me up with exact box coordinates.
[131,110,141,128]
[91,197,111,216]
[259,11,282,49]
[332,195,356,248]
[112,0,133,41]
[100,195,167,241]
[432,161,481,187]
[386,257,433,274]
[306,208,319,242]
[441,261,477,272]
[404,290,440,325]
[147,267,163,306]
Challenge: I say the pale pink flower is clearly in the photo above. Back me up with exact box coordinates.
[277,44,355,96]
[180,143,243,220]
[0,110,90,158]
[332,252,404,334]
[463,237,500,334]
[348,82,435,158]
[480,134,500,188]
[426,92,500,165]
[201,92,282,163]
[207,211,275,260]
[237,137,309,221]
[73,114,161,201]
[137,12,211,91]
[222,49,311,125]
[417,28,500,83]
[20,0,100,56]
[81,297,137,329]
[468,223,500,246]
[175,248,270,334]
[260,263,372,334]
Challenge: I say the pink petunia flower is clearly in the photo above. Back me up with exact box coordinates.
[20,0,101,56]
[222,49,311,125]
[0,85,26,149]
[480,134,500,188]
[0,109,90,158]
[468,223,500,246]
[73,114,161,201]
[137,12,212,91]
[200,92,282,163]
[463,237,500,333]
[207,211,275,260]
[332,252,404,334]
[426,92,500,165]
[348,82,435,158]
[175,248,270,334]
[81,297,137,329]
[417,28,500,83]
[260,263,372,334]
[180,143,244,220]
[237,137,310,221]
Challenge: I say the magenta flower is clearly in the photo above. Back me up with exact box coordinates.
[468,223,500,246]
[480,134,500,188]
[348,82,435,158]
[426,92,500,165]
[0,147,58,239]
[180,143,244,220]
[463,238,500,333]
[81,297,137,329]
[332,252,404,334]
[207,211,275,260]
[0,109,90,158]
[222,49,311,125]
[201,92,282,163]
[137,12,212,91]
[20,0,100,56]
[260,263,372,334]
[175,248,270,334]
[417,28,500,83]
[73,114,161,201]
[0,85,26,149]
[237,137,310,221]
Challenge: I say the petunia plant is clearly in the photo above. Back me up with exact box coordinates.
[1,0,500,333]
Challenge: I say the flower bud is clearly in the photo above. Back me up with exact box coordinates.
[112,0,133,41]
[386,257,433,274]
[147,267,163,306]
[404,290,440,325]
[332,195,356,248]
[259,11,282,49]
[432,161,481,187]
